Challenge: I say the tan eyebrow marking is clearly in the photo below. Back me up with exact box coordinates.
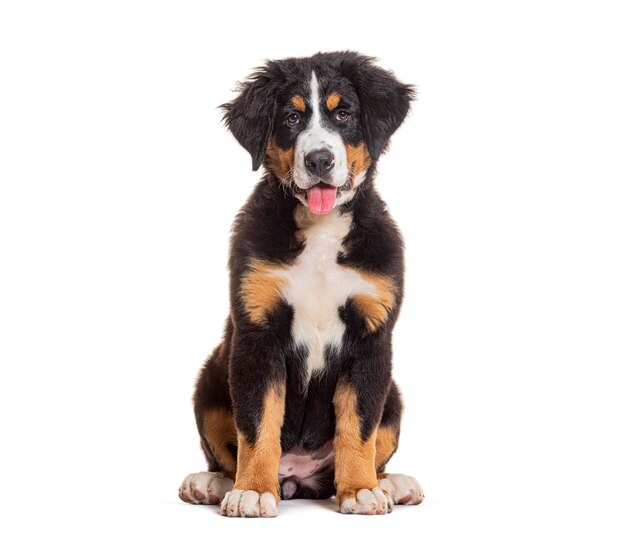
[291,96,306,112]
[326,93,341,111]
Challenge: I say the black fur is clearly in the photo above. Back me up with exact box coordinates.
[222,52,415,169]
[339,52,415,160]
[221,67,281,171]
[191,51,414,501]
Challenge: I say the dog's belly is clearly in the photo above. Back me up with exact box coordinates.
[278,447,335,499]
[279,450,334,479]
[280,209,376,380]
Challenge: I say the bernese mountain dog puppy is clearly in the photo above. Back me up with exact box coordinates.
[179,51,424,517]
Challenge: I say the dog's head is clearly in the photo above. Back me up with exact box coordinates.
[221,52,415,215]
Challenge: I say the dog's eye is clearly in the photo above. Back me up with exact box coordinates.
[287,113,301,126]
[335,110,350,122]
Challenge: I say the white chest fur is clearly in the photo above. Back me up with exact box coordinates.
[278,208,377,381]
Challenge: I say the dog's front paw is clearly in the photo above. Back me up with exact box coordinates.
[338,487,391,515]
[219,489,278,518]
[378,473,424,505]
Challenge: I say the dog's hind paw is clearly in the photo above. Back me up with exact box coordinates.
[179,471,233,504]
[377,473,424,505]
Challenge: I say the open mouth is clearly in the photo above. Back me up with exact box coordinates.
[293,179,352,215]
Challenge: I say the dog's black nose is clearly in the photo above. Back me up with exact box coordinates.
[305,150,335,176]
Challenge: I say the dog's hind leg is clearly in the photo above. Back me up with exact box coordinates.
[375,380,425,507]
[180,321,238,505]
[179,404,237,504]
[375,379,402,473]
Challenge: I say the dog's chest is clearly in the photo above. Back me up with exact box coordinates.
[279,210,376,379]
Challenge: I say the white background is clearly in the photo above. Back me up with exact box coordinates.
[1,0,625,539]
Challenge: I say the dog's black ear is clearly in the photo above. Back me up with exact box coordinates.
[342,54,415,161]
[220,64,281,171]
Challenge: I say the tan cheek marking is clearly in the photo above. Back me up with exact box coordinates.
[346,142,372,180]
[333,382,378,503]
[375,425,399,471]
[202,408,238,478]
[326,92,341,111]
[234,385,285,500]
[266,138,295,181]
[350,271,396,333]
[239,259,287,325]
[291,95,306,112]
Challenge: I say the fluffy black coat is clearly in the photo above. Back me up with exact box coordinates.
[191,51,415,502]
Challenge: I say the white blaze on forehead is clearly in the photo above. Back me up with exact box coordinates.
[308,71,322,134]
[292,71,348,189]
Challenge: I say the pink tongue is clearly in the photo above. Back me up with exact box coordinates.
[307,185,337,215]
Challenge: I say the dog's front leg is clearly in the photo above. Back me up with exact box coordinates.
[219,330,286,518]
[333,345,393,515]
